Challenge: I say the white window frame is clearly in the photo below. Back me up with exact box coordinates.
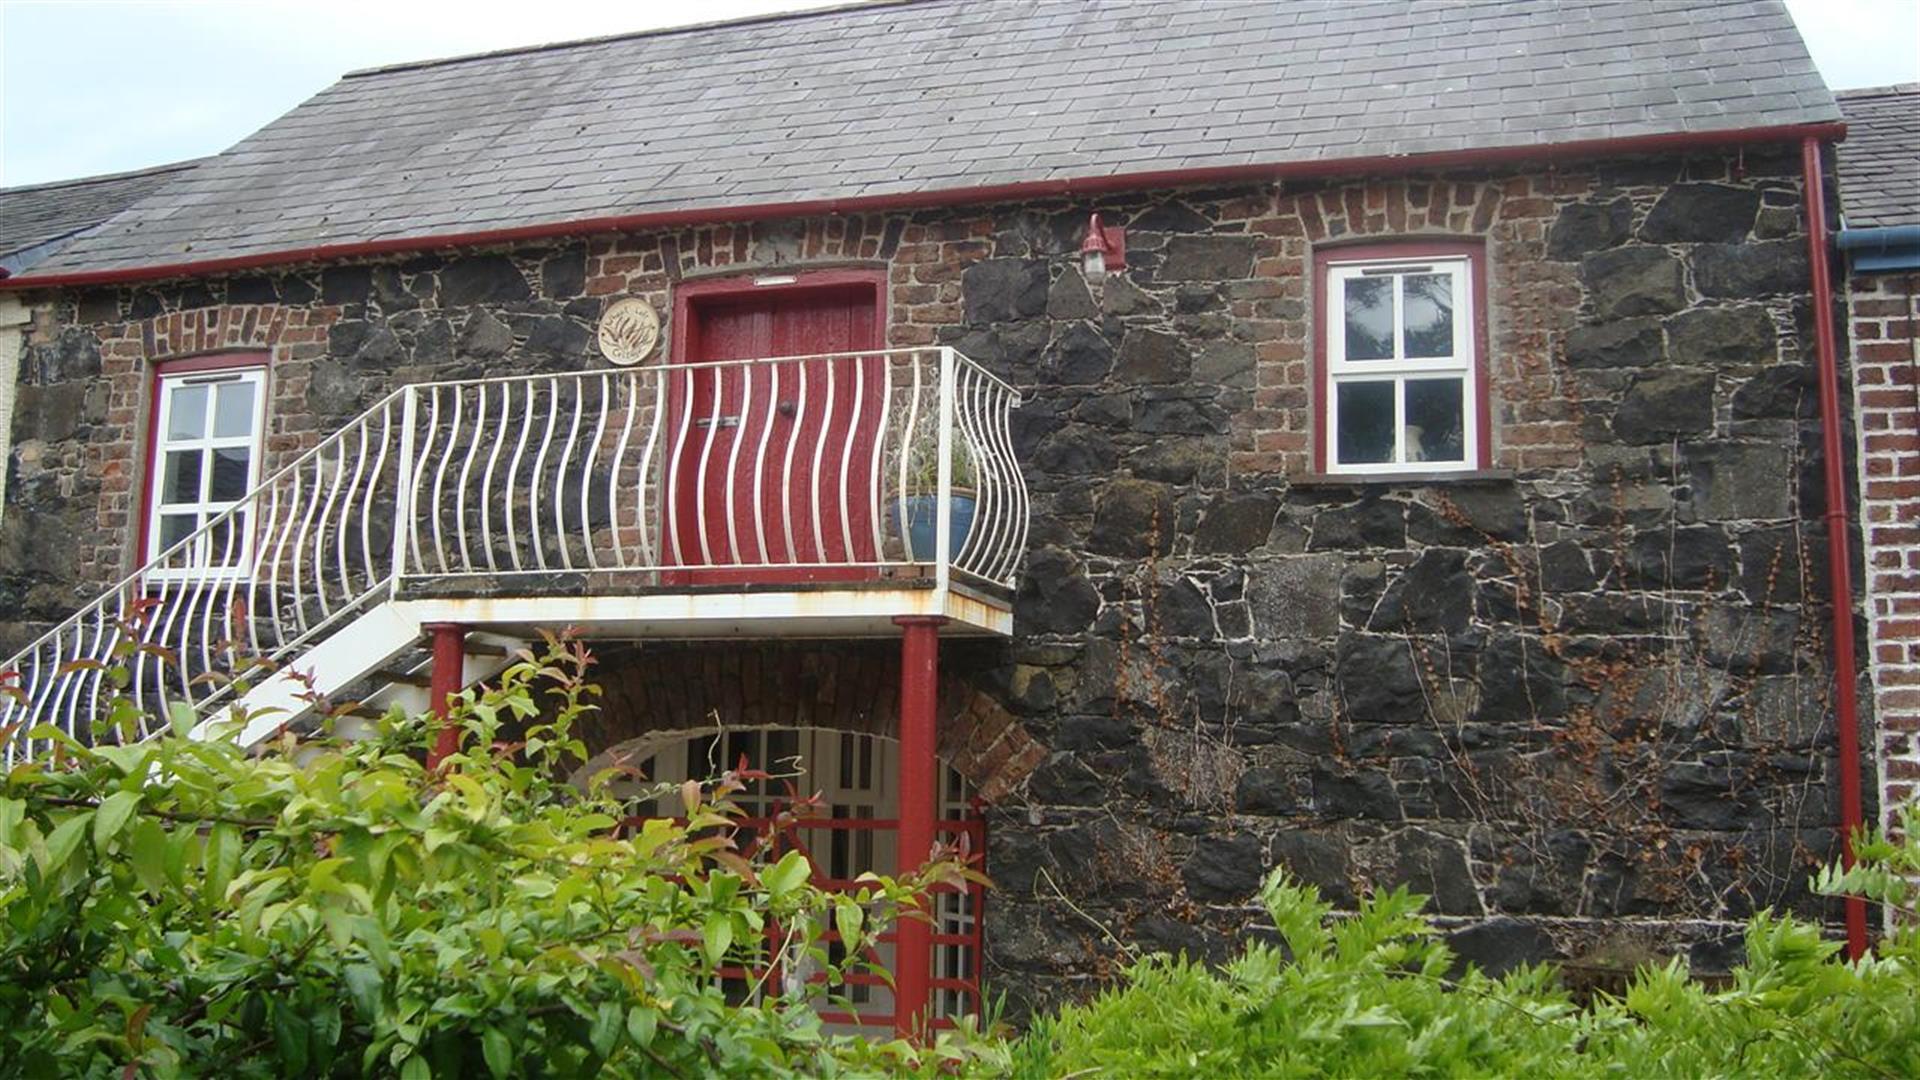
[1323,253,1479,474]
[146,366,268,579]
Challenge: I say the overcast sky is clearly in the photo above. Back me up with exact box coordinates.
[2,0,1916,188]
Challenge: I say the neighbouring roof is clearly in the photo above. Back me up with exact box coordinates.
[0,159,204,274]
[1834,84,1919,230]
[11,0,1839,282]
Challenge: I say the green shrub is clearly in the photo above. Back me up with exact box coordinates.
[0,639,1004,1078]
[1018,815,1920,1079]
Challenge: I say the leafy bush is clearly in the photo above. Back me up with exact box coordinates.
[1017,817,1920,1079]
[0,639,1002,1078]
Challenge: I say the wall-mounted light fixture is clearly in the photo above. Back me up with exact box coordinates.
[1079,212,1127,281]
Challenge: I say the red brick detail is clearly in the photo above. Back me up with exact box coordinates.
[1851,272,1920,826]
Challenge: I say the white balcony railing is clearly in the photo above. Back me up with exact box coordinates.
[1,347,1027,764]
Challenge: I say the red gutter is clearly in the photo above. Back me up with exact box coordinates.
[0,122,1845,292]
[1802,135,1868,960]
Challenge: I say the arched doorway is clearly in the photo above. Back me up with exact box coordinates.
[578,725,984,1027]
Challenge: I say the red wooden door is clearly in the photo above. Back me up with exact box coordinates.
[668,279,885,583]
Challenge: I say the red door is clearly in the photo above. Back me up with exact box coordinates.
[667,275,886,584]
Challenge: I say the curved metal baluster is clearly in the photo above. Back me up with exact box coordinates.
[894,352,925,555]
[867,354,892,564]
[779,361,809,565]
[750,364,779,565]
[810,358,837,566]
[723,362,752,564]
[580,374,609,569]
[837,352,864,564]
[638,368,669,568]
[430,384,462,575]
[554,376,583,571]
[529,378,559,571]
[310,444,348,615]
[265,456,304,637]
[608,373,637,566]
[336,418,370,596]
[692,366,723,567]
[290,452,327,624]
[665,365,694,567]
[358,402,392,589]
[480,383,511,572]
[407,389,441,576]
[454,384,485,573]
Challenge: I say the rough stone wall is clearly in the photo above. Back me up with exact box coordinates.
[1,149,1864,1016]
[1851,271,1920,822]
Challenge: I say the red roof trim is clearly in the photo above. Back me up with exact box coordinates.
[1,122,1847,291]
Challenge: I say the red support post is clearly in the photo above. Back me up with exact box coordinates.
[425,622,467,769]
[892,615,945,1040]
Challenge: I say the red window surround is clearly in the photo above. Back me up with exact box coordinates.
[1311,239,1492,474]
[138,351,269,564]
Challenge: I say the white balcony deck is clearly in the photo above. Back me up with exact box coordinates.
[1,347,1027,764]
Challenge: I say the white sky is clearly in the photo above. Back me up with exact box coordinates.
[1,0,1916,188]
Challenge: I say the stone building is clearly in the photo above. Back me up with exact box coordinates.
[1834,85,1920,829]
[0,0,1879,1024]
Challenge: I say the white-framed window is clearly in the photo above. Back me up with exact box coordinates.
[1321,248,1483,473]
[146,365,267,572]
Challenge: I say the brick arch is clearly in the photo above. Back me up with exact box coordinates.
[578,640,1044,800]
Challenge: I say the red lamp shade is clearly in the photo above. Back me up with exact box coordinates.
[1079,212,1126,274]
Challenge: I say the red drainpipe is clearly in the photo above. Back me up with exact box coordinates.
[892,614,946,1040]
[1801,136,1868,960]
[425,622,468,769]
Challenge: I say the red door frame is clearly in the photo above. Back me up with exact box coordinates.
[665,269,889,582]
[136,350,271,565]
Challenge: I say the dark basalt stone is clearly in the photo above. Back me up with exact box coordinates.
[320,265,372,305]
[1692,240,1808,298]
[1334,634,1426,723]
[439,254,532,305]
[526,315,592,360]
[458,309,514,359]
[32,328,101,383]
[962,258,1048,323]
[1043,322,1114,385]
[1311,766,1403,821]
[1193,493,1278,554]
[1624,525,1735,589]
[1235,766,1300,815]
[1114,327,1191,384]
[1026,754,1106,805]
[1580,247,1689,318]
[1158,235,1258,281]
[1666,305,1776,367]
[1134,394,1228,435]
[1089,478,1175,557]
[306,358,363,418]
[1547,197,1633,260]
[1566,317,1664,368]
[1182,833,1267,902]
[540,249,586,299]
[1130,201,1214,233]
[1732,364,1817,420]
[226,276,277,305]
[1448,919,1558,977]
[1194,339,1256,387]
[1367,548,1473,633]
[1381,829,1480,914]
[1611,369,1716,442]
[1638,184,1760,244]
[1308,499,1406,551]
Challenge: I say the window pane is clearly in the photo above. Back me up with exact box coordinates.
[1405,378,1466,463]
[205,513,243,564]
[162,450,203,505]
[1336,381,1395,464]
[158,513,198,551]
[1402,273,1455,358]
[214,381,257,438]
[209,448,251,500]
[167,385,209,440]
[1342,276,1394,360]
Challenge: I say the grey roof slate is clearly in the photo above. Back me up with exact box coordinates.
[0,159,203,266]
[1835,85,1919,230]
[15,0,1840,279]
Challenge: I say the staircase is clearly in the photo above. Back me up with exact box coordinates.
[1,347,1028,767]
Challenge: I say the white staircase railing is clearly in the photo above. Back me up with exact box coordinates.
[1,347,1027,765]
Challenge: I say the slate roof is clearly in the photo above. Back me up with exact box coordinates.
[12,0,1840,281]
[1834,85,1919,230]
[0,159,202,270]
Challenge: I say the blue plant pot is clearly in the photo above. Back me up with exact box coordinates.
[893,493,977,562]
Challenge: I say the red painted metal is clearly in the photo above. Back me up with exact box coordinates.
[1310,238,1490,473]
[425,622,467,768]
[136,351,269,565]
[1079,212,1127,272]
[1800,136,1868,960]
[666,269,888,584]
[892,614,945,1039]
[0,124,1846,292]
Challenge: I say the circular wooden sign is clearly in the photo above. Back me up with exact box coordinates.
[597,298,660,366]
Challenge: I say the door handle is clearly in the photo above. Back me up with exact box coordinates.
[694,415,741,429]
[777,400,797,417]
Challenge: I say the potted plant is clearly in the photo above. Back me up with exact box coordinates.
[893,423,978,563]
